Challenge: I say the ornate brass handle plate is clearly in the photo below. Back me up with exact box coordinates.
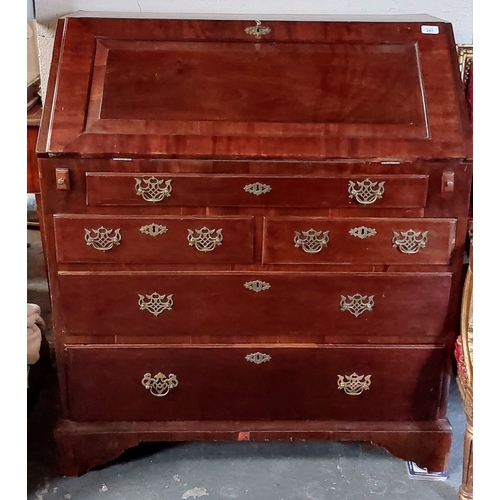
[187,227,223,252]
[340,294,374,317]
[294,229,329,254]
[338,373,372,395]
[84,226,121,251]
[138,292,173,316]
[135,176,172,202]
[244,280,271,293]
[349,226,377,239]
[140,223,168,237]
[245,20,271,38]
[245,352,272,364]
[392,229,428,254]
[244,182,272,196]
[348,179,385,205]
[142,372,178,397]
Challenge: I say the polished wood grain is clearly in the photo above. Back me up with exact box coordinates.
[37,158,471,219]
[27,103,42,193]
[263,217,456,265]
[38,17,470,160]
[57,271,452,339]
[65,344,446,422]
[36,15,472,476]
[86,172,429,208]
[53,215,254,264]
[93,39,427,132]
[54,418,453,477]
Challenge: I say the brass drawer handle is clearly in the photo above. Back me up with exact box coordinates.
[138,293,173,316]
[294,229,329,254]
[84,226,121,251]
[245,352,272,364]
[392,229,428,254]
[244,280,271,292]
[348,179,385,205]
[56,167,70,190]
[187,227,223,252]
[140,223,168,237]
[244,182,272,196]
[338,373,372,396]
[135,176,172,202]
[340,294,374,317]
[142,372,178,397]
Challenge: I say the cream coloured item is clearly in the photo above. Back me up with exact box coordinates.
[27,303,44,386]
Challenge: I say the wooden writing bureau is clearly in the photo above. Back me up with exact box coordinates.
[36,14,472,476]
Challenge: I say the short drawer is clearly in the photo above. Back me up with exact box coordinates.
[263,217,456,265]
[53,215,254,264]
[65,345,446,422]
[58,271,452,339]
[86,172,429,208]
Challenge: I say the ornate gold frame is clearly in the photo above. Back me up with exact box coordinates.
[457,44,473,85]
[455,43,473,500]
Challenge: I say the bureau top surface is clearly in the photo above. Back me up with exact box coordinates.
[37,16,471,161]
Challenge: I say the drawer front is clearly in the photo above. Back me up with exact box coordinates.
[53,215,254,264]
[86,173,429,209]
[66,345,446,422]
[263,217,456,265]
[58,271,452,339]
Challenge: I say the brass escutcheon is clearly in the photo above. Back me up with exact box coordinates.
[244,280,271,293]
[140,223,168,237]
[244,182,272,196]
[245,20,271,38]
[349,226,377,239]
[245,352,272,364]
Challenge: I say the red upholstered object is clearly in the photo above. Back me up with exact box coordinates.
[455,336,467,380]
[466,61,473,128]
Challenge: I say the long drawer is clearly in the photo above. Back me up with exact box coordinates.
[58,271,452,338]
[65,345,446,422]
[86,172,429,208]
[263,217,456,265]
[53,215,254,264]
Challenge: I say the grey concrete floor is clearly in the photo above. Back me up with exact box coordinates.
[27,228,467,500]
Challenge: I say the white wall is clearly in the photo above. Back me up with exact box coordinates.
[34,0,473,102]
[27,0,35,21]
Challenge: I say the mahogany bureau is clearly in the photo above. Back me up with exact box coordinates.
[36,14,472,476]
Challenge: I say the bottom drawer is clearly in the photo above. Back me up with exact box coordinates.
[65,345,447,422]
